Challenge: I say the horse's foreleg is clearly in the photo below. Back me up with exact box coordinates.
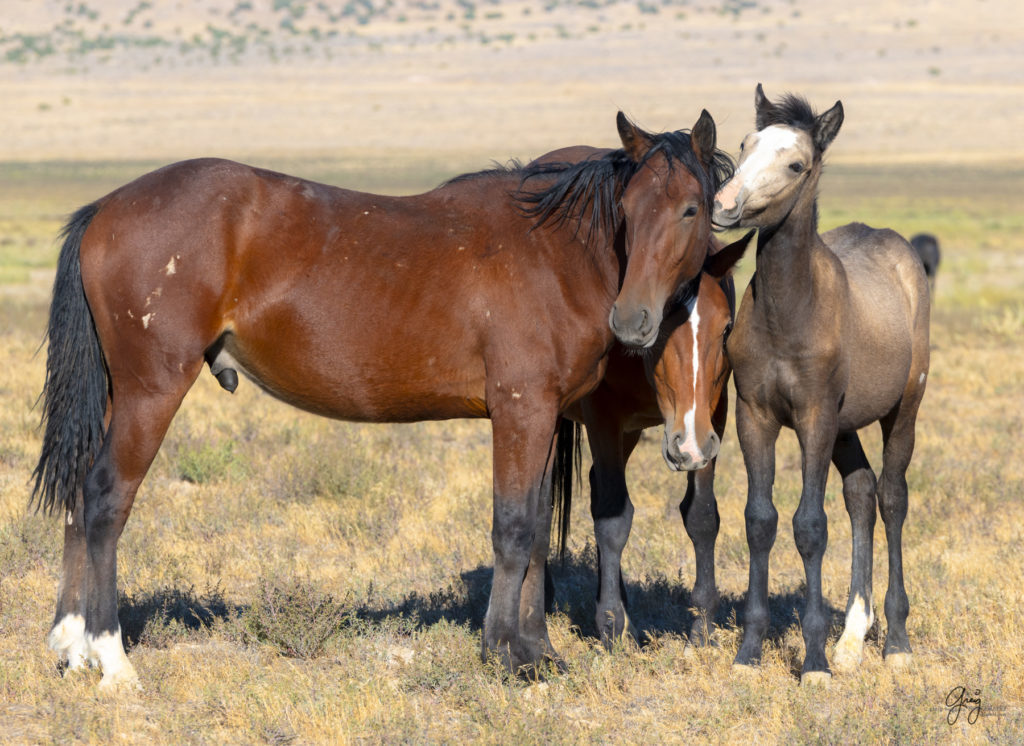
[792,414,838,685]
[680,462,720,648]
[587,424,640,649]
[831,431,877,673]
[681,387,726,649]
[518,439,563,672]
[484,404,559,676]
[733,398,780,670]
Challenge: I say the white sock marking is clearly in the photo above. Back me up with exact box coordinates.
[49,613,88,670]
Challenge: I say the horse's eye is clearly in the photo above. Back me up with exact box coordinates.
[723,322,733,341]
[682,205,698,218]
[789,162,804,174]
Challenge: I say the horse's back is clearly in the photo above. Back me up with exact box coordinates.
[825,222,928,324]
[823,223,930,428]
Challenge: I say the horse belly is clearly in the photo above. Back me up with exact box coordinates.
[222,313,489,423]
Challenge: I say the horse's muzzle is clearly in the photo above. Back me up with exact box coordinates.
[663,429,720,472]
[609,303,658,348]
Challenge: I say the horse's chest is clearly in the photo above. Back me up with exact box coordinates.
[731,333,846,420]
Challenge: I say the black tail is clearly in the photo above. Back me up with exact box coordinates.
[551,418,582,560]
[31,204,107,515]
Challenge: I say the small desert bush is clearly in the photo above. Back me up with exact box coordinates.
[238,577,354,659]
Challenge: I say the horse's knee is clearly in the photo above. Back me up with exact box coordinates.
[744,498,777,550]
[792,505,827,560]
[492,505,535,566]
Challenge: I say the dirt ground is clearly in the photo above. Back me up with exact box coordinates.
[1,0,1021,169]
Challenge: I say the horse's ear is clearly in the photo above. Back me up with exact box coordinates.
[690,109,717,172]
[705,229,755,278]
[617,111,653,162]
[754,83,774,130]
[813,100,844,152]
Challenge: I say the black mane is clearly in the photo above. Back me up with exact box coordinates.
[442,159,525,186]
[514,130,734,248]
[756,93,817,132]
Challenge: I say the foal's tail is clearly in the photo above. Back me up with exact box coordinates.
[551,418,582,559]
[31,204,108,516]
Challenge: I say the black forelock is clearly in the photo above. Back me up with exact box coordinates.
[639,129,735,214]
[758,93,818,132]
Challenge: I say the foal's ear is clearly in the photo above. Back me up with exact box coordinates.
[690,109,717,172]
[617,111,654,162]
[754,83,775,130]
[705,229,755,279]
[813,100,844,152]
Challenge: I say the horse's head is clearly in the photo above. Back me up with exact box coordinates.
[648,230,753,471]
[714,84,843,230]
[610,110,729,349]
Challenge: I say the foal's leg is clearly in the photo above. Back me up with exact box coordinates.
[876,397,923,668]
[680,461,720,647]
[83,383,197,690]
[831,431,877,672]
[733,398,780,669]
[484,404,560,675]
[681,389,727,648]
[586,419,640,649]
[791,413,838,684]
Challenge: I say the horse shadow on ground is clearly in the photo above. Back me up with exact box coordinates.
[117,546,848,677]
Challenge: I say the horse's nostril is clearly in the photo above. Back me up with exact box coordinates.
[705,431,721,457]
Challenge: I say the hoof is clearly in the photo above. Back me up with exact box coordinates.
[885,652,912,671]
[832,635,865,673]
[800,670,833,687]
[731,662,760,678]
[98,664,141,693]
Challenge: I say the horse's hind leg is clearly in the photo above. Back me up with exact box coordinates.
[49,487,89,671]
[82,375,201,689]
[831,431,877,672]
[876,395,923,668]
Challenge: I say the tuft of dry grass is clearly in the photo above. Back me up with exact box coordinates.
[1,161,1023,743]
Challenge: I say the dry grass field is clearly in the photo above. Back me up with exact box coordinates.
[2,1,1024,743]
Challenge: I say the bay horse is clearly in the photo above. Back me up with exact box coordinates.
[32,110,732,688]
[712,85,930,684]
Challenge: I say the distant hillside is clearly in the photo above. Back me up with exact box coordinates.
[4,0,758,69]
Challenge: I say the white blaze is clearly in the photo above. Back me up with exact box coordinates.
[679,300,702,457]
[737,126,801,186]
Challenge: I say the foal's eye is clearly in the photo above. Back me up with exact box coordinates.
[682,205,698,218]
[789,162,804,174]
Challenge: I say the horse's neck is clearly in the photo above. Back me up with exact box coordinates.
[751,178,835,329]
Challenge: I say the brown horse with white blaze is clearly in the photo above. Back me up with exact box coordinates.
[558,231,752,648]
[713,85,930,684]
[32,110,732,688]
